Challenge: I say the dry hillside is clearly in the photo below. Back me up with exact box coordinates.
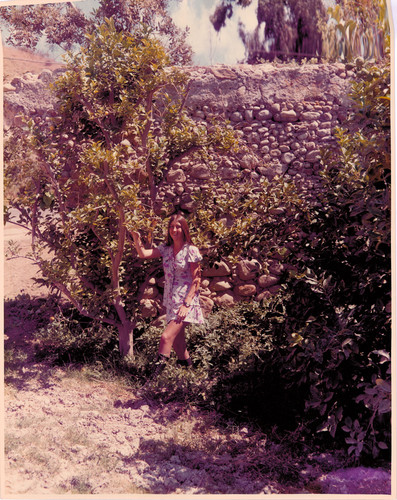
[3,45,64,81]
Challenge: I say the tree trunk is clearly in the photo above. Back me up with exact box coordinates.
[118,319,135,357]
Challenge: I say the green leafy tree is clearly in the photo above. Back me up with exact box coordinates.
[266,55,391,459]
[210,0,327,62]
[0,0,192,65]
[4,18,237,357]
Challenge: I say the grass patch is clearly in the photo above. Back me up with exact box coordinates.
[57,475,93,494]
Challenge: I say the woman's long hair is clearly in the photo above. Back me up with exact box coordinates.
[166,214,192,246]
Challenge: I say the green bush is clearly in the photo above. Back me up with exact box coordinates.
[129,299,305,429]
[264,56,391,460]
[34,309,119,364]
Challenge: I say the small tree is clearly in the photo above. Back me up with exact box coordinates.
[5,18,237,357]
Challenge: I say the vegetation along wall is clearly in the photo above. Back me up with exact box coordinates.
[4,62,353,319]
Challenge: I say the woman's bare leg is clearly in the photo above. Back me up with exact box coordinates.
[172,326,190,360]
[158,320,187,358]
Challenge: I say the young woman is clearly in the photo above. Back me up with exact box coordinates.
[131,214,204,371]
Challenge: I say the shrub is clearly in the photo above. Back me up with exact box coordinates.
[33,310,118,364]
[265,55,391,460]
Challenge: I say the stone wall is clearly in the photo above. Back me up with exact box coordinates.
[4,62,354,319]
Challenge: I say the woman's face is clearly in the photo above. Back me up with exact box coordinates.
[169,220,185,242]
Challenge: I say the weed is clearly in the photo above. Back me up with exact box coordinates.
[58,475,93,494]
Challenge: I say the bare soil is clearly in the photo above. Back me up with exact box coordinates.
[3,45,64,82]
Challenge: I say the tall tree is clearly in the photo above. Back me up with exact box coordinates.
[210,0,326,62]
[0,0,192,65]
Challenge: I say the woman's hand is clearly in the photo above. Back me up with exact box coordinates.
[176,304,190,322]
[130,231,161,260]
[131,231,141,242]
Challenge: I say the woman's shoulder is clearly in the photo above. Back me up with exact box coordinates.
[156,242,171,255]
[186,243,202,261]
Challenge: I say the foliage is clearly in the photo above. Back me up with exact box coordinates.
[4,18,237,356]
[190,174,310,266]
[211,0,390,63]
[34,311,118,365]
[210,0,326,62]
[171,55,389,460]
[0,0,192,66]
[269,56,390,460]
[320,0,390,62]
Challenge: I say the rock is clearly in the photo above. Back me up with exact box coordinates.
[237,259,261,280]
[240,154,258,169]
[270,103,281,113]
[269,262,283,275]
[4,83,16,92]
[203,261,231,277]
[167,169,186,183]
[234,284,257,296]
[257,290,272,301]
[141,286,158,299]
[244,109,254,121]
[213,292,236,307]
[210,66,237,79]
[230,111,243,122]
[306,150,321,162]
[11,77,23,89]
[38,69,53,83]
[300,111,321,121]
[180,193,195,211]
[209,277,232,292]
[199,295,214,317]
[140,299,158,318]
[276,110,298,122]
[282,152,295,164]
[256,109,272,120]
[258,275,279,289]
[190,164,211,180]
[219,167,240,179]
[317,128,331,137]
[316,467,391,495]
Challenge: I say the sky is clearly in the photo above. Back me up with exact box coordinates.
[168,0,260,65]
[169,0,396,66]
[2,0,395,66]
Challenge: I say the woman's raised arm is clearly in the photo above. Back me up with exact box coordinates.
[131,231,161,259]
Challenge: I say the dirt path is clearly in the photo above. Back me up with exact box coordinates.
[5,365,284,495]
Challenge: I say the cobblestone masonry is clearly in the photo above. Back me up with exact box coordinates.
[4,63,354,317]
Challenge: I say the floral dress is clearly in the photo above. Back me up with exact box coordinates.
[157,243,204,324]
